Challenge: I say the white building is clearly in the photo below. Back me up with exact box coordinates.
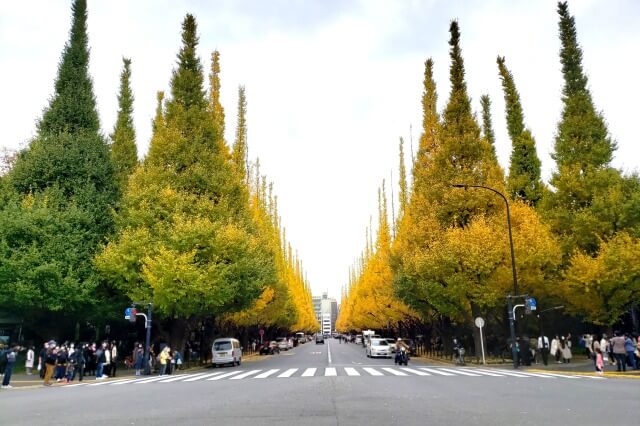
[313,292,338,334]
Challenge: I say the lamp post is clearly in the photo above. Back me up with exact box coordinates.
[451,184,519,368]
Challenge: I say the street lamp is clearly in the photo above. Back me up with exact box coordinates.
[451,183,519,369]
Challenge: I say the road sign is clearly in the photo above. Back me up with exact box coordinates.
[526,297,537,314]
[474,317,486,365]
[124,307,132,319]
[125,307,137,322]
[259,329,265,336]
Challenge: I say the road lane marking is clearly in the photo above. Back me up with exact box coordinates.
[134,376,180,384]
[327,340,332,364]
[88,378,136,386]
[363,367,384,376]
[207,371,243,380]
[159,373,207,383]
[183,372,223,381]
[475,369,532,378]
[63,383,87,387]
[324,367,337,376]
[419,368,456,376]
[461,369,505,377]
[400,367,431,376]
[344,368,360,376]
[382,367,408,376]
[301,368,317,377]
[255,369,280,379]
[492,370,556,379]
[439,368,481,377]
[230,370,262,380]
[513,371,578,379]
[573,375,605,380]
[277,368,298,378]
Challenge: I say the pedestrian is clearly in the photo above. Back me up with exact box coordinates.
[560,336,572,363]
[110,341,118,378]
[38,342,48,379]
[0,344,6,377]
[550,335,560,363]
[624,333,637,370]
[43,342,57,386]
[95,343,106,379]
[537,334,549,366]
[104,342,111,377]
[173,350,183,372]
[609,331,627,372]
[72,344,86,382]
[159,347,170,375]
[25,346,35,375]
[134,344,144,376]
[595,347,604,375]
[55,345,68,382]
[1,345,18,389]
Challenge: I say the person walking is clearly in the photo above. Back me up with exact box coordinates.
[110,341,118,378]
[595,347,604,375]
[38,342,48,379]
[537,335,549,366]
[43,342,57,386]
[95,343,106,380]
[134,344,144,376]
[159,347,171,375]
[55,345,68,382]
[560,336,572,363]
[72,344,86,382]
[0,344,7,377]
[1,345,18,389]
[624,333,637,370]
[103,342,111,378]
[550,335,560,364]
[610,331,627,372]
[25,346,35,375]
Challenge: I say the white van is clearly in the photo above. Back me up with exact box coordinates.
[212,338,242,367]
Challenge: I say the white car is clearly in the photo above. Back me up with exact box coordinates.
[276,337,289,351]
[384,338,397,353]
[355,335,363,345]
[366,338,391,358]
[212,338,242,367]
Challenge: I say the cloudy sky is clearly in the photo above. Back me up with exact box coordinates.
[1,0,639,300]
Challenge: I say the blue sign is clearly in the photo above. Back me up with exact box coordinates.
[125,307,132,318]
[526,297,537,311]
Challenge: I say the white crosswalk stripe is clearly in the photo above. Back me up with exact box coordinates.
[400,367,430,376]
[255,369,280,379]
[183,372,224,381]
[207,371,242,381]
[344,367,360,376]
[439,368,481,377]
[230,370,262,380]
[56,366,602,389]
[419,368,456,376]
[324,368,337,376]
[301,368,317,377]
[277,368,298,378]
[363,367,384,376]
[381,367,408,376]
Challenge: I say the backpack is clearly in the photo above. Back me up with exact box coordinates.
[6,350,16,363]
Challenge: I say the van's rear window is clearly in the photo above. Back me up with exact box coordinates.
[214,342,232,351]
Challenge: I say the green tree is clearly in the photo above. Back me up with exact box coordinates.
[496,56,543,205]
[209,50,226,146]
[38,0,99,136]
[479,94,497,161]
[96,15,274,351]
[542,2,637,256]
[232,85,248,182]
[398,137,408,216]
[0,0,118,334]
[110,57,138,192]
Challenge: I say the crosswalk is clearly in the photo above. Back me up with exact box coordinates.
[62,366,603,388]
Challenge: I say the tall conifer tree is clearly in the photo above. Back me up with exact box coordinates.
[497,56,543,205]
[398,137,408,216]
[479,94,497,161]
[232,85,248,182]
[110,57,138,192]
[209,50,226,145]
[39,0,99,135]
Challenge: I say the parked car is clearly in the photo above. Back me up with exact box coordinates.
[366,338,391,358]
[296,332,306,344]
[212,338,242,367]
[355,335,363,345]
[259,341,280,355]
[276,337,289,351]
[315,334,324,344]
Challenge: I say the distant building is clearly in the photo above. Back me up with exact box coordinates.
[313,292,338,334]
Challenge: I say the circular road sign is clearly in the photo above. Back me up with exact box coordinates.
[474,317,485,328]
[259,329,265,336]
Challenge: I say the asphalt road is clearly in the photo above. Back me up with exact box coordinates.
[1,338,636,425]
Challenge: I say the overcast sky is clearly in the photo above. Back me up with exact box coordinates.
[1,0,639,301]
